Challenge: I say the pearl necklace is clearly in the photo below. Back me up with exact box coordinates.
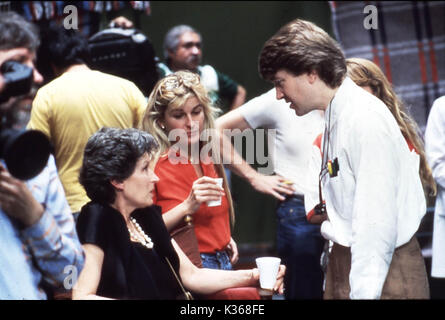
[127,217,154,249]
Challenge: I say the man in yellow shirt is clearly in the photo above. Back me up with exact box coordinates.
[28,25,147,215]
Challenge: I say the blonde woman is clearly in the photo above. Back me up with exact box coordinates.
[346,57,436,197]
[141,71,237,270]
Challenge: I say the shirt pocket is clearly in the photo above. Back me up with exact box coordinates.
[325,175,350,220]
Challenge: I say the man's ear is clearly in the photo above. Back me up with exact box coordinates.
[308,70,318,84]
[167,48,176,60]
[110,179,124,191]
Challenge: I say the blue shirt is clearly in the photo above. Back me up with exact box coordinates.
[0,155,84,299]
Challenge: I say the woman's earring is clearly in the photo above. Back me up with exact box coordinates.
[157,121,166,130]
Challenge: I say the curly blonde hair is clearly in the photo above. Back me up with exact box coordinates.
[141,70,235,225]
[347,57,436,196]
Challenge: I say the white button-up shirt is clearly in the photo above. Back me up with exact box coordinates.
[425,96,445,278]
[320,77,426,299]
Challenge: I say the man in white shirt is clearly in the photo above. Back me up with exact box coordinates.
[425,96,445,280]
[258,18,429,299]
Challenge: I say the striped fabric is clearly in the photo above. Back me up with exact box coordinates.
[12,1,151,37]
[330,1,445,131]
[0,155,84,299]
[19,1,151,20]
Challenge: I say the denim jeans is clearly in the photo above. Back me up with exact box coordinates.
[200,251,233,270]
[276,195,325,299]
[224,167,232,189]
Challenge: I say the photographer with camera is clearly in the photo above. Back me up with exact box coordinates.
[0,11,84,299]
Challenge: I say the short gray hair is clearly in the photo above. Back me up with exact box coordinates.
[79,127,159,205]
[0,11,40,52]
[163,24,202,60]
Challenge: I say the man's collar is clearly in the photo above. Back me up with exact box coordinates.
[325,77,356,127]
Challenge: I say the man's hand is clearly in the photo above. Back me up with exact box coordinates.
[226,237,239,265]
[308,212,328,224]
[0,164,43,227]
[248,172,295,201]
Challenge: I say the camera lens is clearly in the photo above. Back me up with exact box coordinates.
[0,129,51,180]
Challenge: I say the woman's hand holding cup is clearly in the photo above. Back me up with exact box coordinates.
[252,257,286,299]
[183,176,225,214]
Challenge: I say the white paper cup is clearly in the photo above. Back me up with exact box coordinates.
[207,178,223,207]
[255,257,281,290]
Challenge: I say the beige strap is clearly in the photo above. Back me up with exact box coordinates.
[165,257,194,300]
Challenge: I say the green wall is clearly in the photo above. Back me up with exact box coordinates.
[139,1,332,101]
[132,1,332,245]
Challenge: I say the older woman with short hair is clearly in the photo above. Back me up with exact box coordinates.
[72,127,285,300]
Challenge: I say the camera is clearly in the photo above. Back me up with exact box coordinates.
[0,60,33,103]
[0,60,51,180]
[88,28,159,97]
[314,202,326,215]
[0,129,51,180]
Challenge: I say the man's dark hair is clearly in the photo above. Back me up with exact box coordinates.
[37,22,90,76]
[259,19,347,88]
[0,11,40,52]
[79,127,159,205]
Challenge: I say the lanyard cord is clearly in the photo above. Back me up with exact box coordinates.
[320,99,333,178]
[319,98,334,204]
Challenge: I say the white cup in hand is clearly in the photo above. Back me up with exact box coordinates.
[207,178,223,207]
[255,257,281,290]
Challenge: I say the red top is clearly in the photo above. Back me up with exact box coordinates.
[153,151,231,253]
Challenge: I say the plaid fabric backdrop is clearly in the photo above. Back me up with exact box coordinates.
[330,1,445,132]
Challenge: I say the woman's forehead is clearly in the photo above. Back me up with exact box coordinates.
[167,96,202,112]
